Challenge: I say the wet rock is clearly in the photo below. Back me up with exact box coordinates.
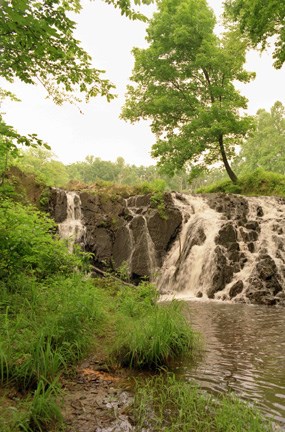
[207,246,234,298]
[216,223,237,247]
[229,280,244,299]
[49,188,67,222]
[147,206,182,266]
[247,242,255,253]
[256,206,264,217]
[207,193,249,221]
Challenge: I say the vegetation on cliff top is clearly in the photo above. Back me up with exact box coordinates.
[197,169,285,197]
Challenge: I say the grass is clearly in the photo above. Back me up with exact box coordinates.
[197,168,285,196]
[134,374,274,432]
[112,288,200,369]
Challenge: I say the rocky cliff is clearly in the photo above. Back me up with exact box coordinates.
[49,189,285,306]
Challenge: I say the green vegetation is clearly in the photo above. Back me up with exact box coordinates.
[122,0,254,183]
[112,285,200,369]
[197,169,285,197]
[224,0,285,69]
[0,194,200,430]
[238,101,285,175]
[134,374,273,431]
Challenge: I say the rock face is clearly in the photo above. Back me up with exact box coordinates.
[50,190,182,279]
[50,190,285,306]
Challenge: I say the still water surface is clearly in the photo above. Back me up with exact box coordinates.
[181,301,285,427]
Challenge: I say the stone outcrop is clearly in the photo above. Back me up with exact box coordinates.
[50,189,285,306]
[50,190,182,279]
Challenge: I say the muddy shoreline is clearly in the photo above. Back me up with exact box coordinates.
[62,356,136,432]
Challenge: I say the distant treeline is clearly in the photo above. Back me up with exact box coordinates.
[11,101,285,192]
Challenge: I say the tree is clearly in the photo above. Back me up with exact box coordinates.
[224,0,285,69]
[0,0,154,104]
[0,90,47,185]
[0,0,153,180]
[15,147,69,186]
[239,101,285,174]
[121,0,254,183]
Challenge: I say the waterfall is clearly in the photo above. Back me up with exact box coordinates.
[157,194,222,297]
[58,191,86,251]
[157,193,285,305]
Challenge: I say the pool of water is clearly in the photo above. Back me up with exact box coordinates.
[180,301,285,427]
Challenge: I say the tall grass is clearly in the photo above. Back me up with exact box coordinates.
[134,374,274,431]
[111,284,200,369]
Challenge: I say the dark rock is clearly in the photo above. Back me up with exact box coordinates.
[256,206,264,217]
[196,291,203,298]
[207,246,234,298]
[256,254,278,281]
[247,242,255,253]
[49,188,67,223]
[216,223,237,247]
[207,193,249,221]
[245,221,260,232]
[239,227,259,243]
[147,207,182,265]
[245,288,277,305]
[112,226,132,269]
[229,280,244,298]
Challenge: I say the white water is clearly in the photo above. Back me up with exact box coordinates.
[157,194,223,297]
[58,191,86,251]
[157,194,285,302]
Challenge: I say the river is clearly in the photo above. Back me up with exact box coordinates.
[180,301,285,427]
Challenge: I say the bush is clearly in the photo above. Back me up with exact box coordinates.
[0,200,89,286]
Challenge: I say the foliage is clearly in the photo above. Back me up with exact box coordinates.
[15,147,69,187]
[0,90,47,185]
[134,374,273,431]
[112,285,200,369]
[121,0,255,183]
[224,0,285,69]
[0,200,88,284]
[0,0,116,105]
[196,168,285,197]
[239,101,285,174]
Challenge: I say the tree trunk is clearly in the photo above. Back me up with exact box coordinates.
[218,135,238,183]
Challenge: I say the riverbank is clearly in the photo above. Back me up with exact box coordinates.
[0,197,277,431]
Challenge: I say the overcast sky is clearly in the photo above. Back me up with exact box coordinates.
[2,0,285,166]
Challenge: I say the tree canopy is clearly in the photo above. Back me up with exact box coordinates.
[121,0,254,183]
[0,0,153,181]
[239,101,285,174]
[224,0,285,69]
[0,0,154,104]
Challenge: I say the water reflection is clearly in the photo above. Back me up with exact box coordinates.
[181,301,285,426]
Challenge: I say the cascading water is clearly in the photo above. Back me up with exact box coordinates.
[157,193,285,305]
[124,196,158,278]
[157,194,223,297]
[58,191,86,251]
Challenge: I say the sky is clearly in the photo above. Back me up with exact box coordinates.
[2,0,285,166]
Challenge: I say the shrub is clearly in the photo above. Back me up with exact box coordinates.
[0,200,89,286]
